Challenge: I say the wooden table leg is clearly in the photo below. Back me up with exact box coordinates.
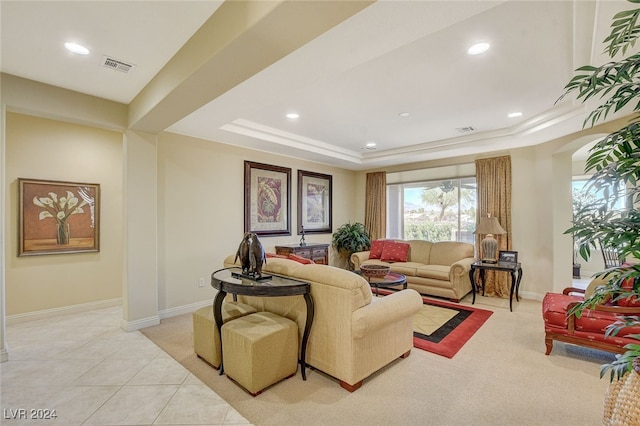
[509,271,516,312]
[212,290,226,375]
[469,268,476,304]
[300,293,315,380]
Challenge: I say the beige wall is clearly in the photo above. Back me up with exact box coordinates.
[1,74,632,325]
[157,131,357,312]
[0,85,358,320]
[4,112,124,316]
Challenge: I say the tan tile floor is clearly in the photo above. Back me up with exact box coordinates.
[1,306,252,425]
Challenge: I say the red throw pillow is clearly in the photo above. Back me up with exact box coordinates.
[266,253,288,259]
[288,254,315,264]
[380,241,410,262]
[369,239,388,259]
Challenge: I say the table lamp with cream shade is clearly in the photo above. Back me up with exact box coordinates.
[474,214,506,263]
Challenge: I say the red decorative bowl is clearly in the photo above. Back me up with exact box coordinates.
[360,264,391,279]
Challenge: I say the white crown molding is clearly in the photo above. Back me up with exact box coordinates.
[221,103,587,168]
[220,119,362,164]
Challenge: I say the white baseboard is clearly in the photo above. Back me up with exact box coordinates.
[159,300,212,320]
[519,290,543,302]
[120,315,160,332]
[6,298,213,331]
[120,300,212,331]
[6,298,122,325]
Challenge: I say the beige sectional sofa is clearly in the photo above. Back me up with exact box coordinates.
[223,254,423,392]
[351,240,475,302]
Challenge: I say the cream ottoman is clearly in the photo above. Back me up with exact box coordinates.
[192,302,257,369]
[222,311,298,396]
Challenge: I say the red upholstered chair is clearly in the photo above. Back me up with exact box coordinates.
[542,276,640,355]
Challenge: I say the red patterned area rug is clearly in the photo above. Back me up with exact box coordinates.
[378,289,493,358]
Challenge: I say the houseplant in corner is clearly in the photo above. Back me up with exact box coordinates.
[559,0,640,422]
[332,222,371,270]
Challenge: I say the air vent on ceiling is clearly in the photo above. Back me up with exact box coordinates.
[456,126,476,133]
[101,56,135,73]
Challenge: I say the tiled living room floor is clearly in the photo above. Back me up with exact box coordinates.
[1,306,251,425]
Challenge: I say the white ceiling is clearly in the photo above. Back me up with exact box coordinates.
[1,0,635,170]
[0,1,224,104]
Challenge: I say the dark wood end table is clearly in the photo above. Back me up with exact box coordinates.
[210,267,314,380]
[469,261,523,312]
[356,270,407,296]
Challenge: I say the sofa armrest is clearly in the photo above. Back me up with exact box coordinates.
[351,251,371,270]
[449,257,475,279]
[566,301,580,333]
[351,289,423,339]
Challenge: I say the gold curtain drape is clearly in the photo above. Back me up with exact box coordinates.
[475,156,512,298]
[365,172,386,241]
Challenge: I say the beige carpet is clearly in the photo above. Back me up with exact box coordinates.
[141,296,615,426]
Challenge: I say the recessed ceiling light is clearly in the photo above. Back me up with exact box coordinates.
[64,42,90,55]
[508,111,523,118]
[285,113,299,119]
[362,142,377,151]
[467,42,490,55]
[398,112,410,117]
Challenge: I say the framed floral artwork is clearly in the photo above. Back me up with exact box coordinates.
[244,161,291,236]
[297,170,332,234]
[18,178,100,256]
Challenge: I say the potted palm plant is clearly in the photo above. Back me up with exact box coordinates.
[332,222,371,270]
[560,0,640,422]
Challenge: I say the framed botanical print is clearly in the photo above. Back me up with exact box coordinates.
[244,161,291,236]
[18,178,100,256]
[297,170,332,234]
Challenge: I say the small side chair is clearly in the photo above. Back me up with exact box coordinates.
[599,240,624,269]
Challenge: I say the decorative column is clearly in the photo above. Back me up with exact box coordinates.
[121,130,160,331]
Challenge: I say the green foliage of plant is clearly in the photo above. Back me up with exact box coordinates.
[571,186,598,264]
[560,0,640,267]
[604,2,640,57]
[560,0,640,382]
[332,222,371,269]
[404,222,453,242]
[601,315,640,381]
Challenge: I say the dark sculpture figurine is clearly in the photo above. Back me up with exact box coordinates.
[234,232,266,277]
[299,225,307,247]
